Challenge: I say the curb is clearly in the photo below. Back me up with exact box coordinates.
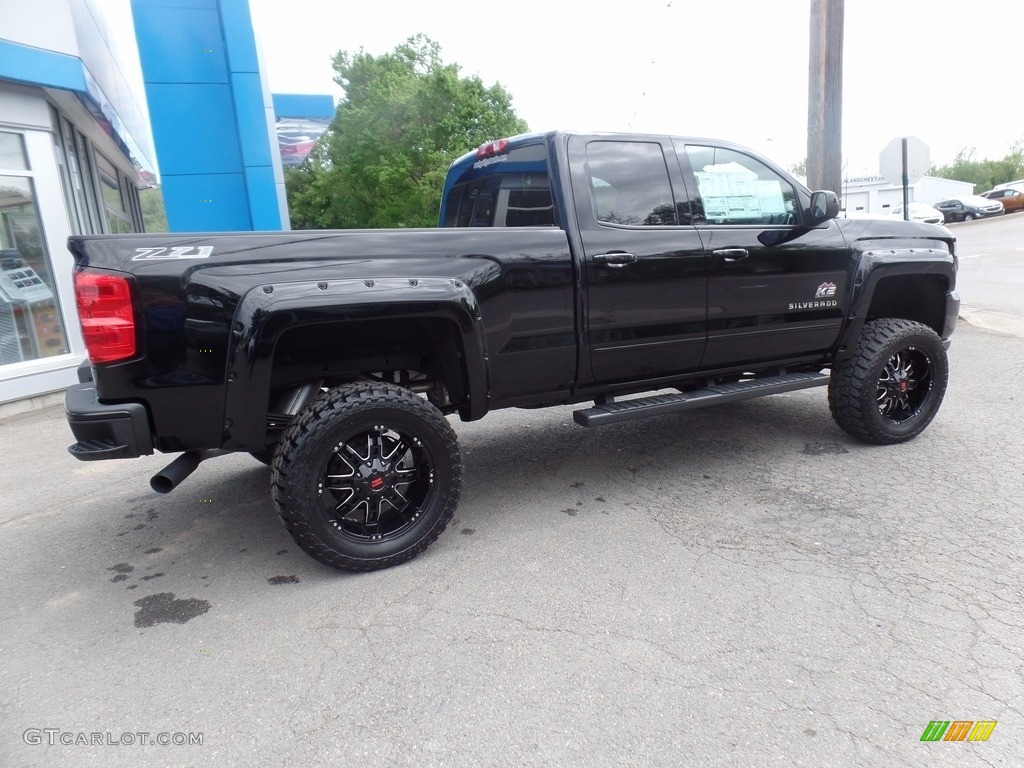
[959,307,1024,338]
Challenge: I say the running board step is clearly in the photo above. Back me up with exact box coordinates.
[573,372,830,427]
[68,438,131,460]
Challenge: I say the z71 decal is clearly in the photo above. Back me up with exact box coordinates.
[132,246,213,261]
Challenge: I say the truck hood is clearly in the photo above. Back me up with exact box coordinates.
[835,216,953,243]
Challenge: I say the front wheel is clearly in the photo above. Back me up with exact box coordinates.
[963,213,975,221]
[828,319,948,445]
[271,383,462,571]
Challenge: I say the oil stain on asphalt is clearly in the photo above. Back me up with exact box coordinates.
[133,593,211,628]
[266,575,300,585]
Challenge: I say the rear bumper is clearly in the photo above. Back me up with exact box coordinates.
[65,382,153,461]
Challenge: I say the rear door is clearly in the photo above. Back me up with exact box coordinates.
[934,199,962,221]
[568,135,707,385]
[677,142,852,370]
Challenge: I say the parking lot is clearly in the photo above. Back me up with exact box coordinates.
[2,306,1022,767]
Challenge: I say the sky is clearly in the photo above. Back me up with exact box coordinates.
[248,0,1023,178]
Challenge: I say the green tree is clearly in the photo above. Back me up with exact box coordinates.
[140,186,167,232]
[286,35,528,229]
[929,142,1024,192]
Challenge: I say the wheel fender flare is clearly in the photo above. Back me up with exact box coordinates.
[221,277,489,450]
[836,244,957,361]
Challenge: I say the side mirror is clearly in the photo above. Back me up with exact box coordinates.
[757,189,840,246]
[809,190,840,225]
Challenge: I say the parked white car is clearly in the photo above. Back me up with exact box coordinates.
[889,202,945,225]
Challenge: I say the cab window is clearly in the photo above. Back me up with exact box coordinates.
[443,143,555,227]
[682,145,799,226]
[585,141,682,226]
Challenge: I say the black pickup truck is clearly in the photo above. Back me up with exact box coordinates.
[66,131,959,570]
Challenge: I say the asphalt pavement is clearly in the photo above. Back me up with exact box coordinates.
[2,320,1022,768]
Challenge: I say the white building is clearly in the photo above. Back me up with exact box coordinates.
[841,175,975,216]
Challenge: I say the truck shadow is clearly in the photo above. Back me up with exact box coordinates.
[453,393,862,525]
[73,393,858,586]
[90,457,338,590]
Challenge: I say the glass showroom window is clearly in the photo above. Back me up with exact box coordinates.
[50,107,102,235]
[0,131,70,365]
[75,129,102,232]
[95,152,133,233]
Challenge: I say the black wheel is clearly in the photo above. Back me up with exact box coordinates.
[964,213,975,221]
[271,383,461,571]
[828,319,948,445]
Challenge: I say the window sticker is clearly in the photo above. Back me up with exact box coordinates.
[695,164,761,220]
[757,180,786,216]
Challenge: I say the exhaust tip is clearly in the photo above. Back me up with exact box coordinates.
[150,450,211,494]
[150,473,177,494]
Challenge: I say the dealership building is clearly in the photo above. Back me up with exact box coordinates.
[840,175,974,216]
[0,0,331,410]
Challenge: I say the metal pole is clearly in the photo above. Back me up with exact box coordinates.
[901,137,910,220]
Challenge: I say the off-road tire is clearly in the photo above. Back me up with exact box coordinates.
[829,319,948,445]
[271,383,462,571]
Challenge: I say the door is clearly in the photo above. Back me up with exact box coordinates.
[678,142,852,370]
[569,136,707,385]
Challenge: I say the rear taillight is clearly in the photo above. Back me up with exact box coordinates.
[74,270,137,363]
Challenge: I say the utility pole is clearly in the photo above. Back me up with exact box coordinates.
[807,0,844,196]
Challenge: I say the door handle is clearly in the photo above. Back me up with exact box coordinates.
[712,248,749,262]
[593,252,638,267]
